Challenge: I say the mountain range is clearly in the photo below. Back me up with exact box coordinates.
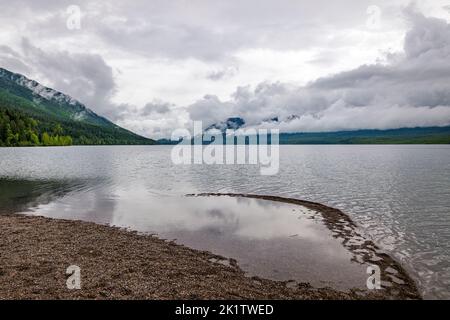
[157,117,450,144]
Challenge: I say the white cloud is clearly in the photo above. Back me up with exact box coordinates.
[187,9,450,132]
[0,1,450,138]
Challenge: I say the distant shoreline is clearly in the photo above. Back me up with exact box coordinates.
[0,194,421,300]
[1,142,450,148]
[156,126,450,145]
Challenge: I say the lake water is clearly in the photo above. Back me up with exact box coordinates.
[0,145,449,298]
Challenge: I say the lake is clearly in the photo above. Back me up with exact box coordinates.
[0,145,449,298]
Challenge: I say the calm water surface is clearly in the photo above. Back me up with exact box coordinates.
[0,145,449,298]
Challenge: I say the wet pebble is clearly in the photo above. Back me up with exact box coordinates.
[385,267,399,275]
[369,256,383,262]
[389,275,405,285]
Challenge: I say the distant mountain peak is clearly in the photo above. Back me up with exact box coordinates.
[205,114,303,133]
[205,117,246,132]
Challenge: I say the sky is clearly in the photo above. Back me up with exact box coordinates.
[1,0,450,138]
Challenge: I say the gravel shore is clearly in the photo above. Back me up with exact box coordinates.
[0,209,420,300]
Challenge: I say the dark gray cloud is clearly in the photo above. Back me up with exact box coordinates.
[23,39,115,111]
[109,101,173,121]
[0,38,116,116]
[0,45,31,75]
[142,101,172,115]
[0,38,130,123]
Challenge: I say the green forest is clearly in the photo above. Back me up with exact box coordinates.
[0,108,72,146]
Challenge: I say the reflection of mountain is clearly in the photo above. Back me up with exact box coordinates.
[0,178,118,225]
[0,178,89,214]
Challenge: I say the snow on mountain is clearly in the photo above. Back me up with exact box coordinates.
[0,67,109,125]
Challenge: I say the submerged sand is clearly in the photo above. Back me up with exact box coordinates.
[0,194,421,300]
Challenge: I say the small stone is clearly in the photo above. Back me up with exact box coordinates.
[353,255,365,264]
[286,281,297,290]
[369,256,383,262]
[253,280,262,286]
[385,267,399,275]
[389,275,405,285]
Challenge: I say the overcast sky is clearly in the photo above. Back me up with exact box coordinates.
[1,0,450,138]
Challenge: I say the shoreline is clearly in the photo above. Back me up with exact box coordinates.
[0,195,421,300]
[192,193,421,299]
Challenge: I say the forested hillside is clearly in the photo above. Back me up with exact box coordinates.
[0,108,72,146]
[0,68,155,146]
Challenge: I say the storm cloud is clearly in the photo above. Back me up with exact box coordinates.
[0,38,117,117]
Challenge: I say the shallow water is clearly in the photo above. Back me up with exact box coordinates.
[0,145,449,298]
[11,189,368,290]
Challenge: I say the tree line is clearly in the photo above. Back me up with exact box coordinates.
[0,108,72,146]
